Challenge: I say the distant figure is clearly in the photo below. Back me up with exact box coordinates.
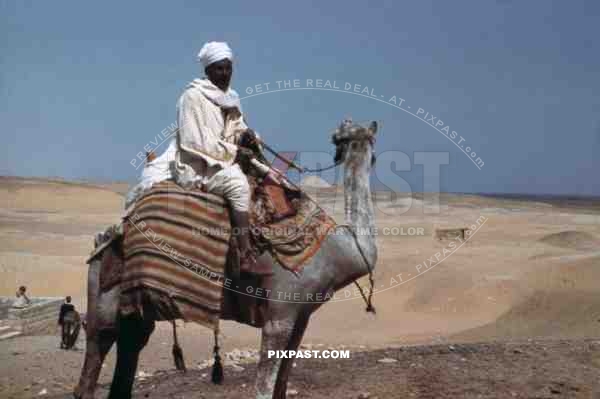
[59,296,79,349]
[12,286,31,308]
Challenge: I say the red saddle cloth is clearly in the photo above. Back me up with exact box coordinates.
[261,177,296,221]
[247,175,336,270]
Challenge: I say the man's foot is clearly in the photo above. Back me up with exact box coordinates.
[239,251,273,276]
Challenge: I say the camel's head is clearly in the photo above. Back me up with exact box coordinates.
[332,119,377,167]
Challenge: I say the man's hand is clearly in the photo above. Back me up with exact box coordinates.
[239,129,260,148]
[243,128,258,143]
[236,147,254,163]
[222,106,242,120]
[240,146,254,157]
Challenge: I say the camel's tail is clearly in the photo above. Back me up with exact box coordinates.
[171,320,186,372]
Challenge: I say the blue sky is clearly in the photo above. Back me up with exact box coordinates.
[1,0,598,195]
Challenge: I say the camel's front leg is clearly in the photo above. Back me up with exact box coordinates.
[74,257,118,399]
[255,318,296,399]
[272,313,310,399]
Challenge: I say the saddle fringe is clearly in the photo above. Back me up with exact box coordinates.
[211,329,224,384]
[171,320,187,372]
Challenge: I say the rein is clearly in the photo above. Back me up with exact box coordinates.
[257,137,376,314]
[259,139,343,173]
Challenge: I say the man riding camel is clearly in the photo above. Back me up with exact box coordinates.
[126,41,277,276]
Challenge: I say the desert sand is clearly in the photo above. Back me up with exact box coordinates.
[1,176,599,398]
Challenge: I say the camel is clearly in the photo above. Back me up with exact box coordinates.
[74,119,378,399]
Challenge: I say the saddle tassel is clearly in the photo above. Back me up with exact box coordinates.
[171,320,187,372]
[211,328,224,384]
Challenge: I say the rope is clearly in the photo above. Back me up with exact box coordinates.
[258,138,342,174]
[256,136,376,314]
[337,225,376,314]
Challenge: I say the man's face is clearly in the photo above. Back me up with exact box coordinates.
[206,59,233,91]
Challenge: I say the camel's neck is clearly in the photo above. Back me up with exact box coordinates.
[344,146,377,268]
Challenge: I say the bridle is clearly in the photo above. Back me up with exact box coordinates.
[260,128,376,173]
[258,126,377,314]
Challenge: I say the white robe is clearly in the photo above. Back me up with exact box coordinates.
[125,79,258,211]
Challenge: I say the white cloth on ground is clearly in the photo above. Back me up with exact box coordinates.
[12,294,30,309]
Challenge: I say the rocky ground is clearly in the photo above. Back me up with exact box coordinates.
[31,339,600,399]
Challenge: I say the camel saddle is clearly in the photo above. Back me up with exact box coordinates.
[88,177,336,329]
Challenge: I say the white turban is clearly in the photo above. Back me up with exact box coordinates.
[197,41,233,68]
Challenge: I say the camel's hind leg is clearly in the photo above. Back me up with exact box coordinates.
[107,315,155,399]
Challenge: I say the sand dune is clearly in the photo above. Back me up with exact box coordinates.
[539,230,599,251]
[0,176,124,213]
[451,250,600,340]
[0,177,124,302]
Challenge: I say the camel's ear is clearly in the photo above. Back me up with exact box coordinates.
[368,121,378,135]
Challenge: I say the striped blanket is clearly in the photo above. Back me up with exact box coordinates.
[121,182,231,329]
[117,179,335,330]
